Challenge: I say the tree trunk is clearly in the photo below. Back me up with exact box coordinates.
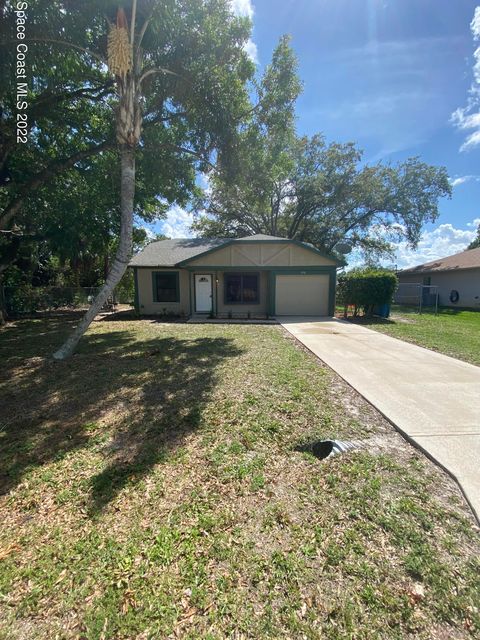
[53,4,141,360]
[52,147,135,360]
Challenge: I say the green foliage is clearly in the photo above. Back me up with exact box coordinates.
[115,270,134,304]
[197,87,451,261]
[1,0,255,293]
[337,268,398,316]
[193,35,302,236]
[3,284,98,315]
[467,224,480,250]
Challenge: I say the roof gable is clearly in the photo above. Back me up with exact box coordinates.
[129,235,343,268]
[178,237,342,267]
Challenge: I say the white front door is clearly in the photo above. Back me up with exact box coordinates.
[195,274,212,312]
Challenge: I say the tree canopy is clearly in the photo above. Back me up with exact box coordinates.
[0,0,255,283]
[194,48,452,260]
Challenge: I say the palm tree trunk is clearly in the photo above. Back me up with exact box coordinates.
[52,147,135,360]
[53,3,140,360]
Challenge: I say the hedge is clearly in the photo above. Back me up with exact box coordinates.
[337,268,398,317]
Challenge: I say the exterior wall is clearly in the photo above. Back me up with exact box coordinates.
[185,241,336,268]
[397,269,480,308]
[135,267,190,315]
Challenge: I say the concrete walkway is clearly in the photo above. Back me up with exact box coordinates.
[280,317,480,521]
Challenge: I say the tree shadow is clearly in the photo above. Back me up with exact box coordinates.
[346,315,397,326]
[0,315,243,513]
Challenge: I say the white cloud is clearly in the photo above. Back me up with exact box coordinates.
[244,39,259,64]
[230,0,258,63]
[344,219,479,269]
[451,7,480,151]
[159,205,195,239]
[230,0,253,19]
[471,6,480,39]
[449,174,480,187]
[392,220,478,269]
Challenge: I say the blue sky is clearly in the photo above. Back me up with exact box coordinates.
[155,0,480,268]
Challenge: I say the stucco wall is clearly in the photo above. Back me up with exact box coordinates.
[136,268,190,315]
[186,242,336,268]
[397,269,480,308]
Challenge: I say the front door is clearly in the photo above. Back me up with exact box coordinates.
[195,274,212,312]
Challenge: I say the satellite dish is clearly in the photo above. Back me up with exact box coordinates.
[335,241,352,254]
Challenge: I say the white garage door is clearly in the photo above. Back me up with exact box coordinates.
[275,274,330,316]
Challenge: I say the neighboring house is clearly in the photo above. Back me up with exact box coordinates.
[397,247,480,309]
[129,234,341,317]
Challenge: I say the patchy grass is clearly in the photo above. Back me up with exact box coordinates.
[347,306,480,366]
[0,314,479,639]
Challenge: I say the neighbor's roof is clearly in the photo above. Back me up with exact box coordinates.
[129,234,336,267]
[399,247,480,275]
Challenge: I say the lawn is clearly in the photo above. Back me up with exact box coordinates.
[348,306,480,366]
[0,314,479,639]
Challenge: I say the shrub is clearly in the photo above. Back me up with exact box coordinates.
[337,268,398,317]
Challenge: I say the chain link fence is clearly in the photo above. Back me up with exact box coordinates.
[393,283,439,314]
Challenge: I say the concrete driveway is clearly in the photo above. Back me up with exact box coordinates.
[280,317,480,521]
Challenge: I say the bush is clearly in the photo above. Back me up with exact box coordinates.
[337,268,398,317]
[3,285,99,316]
[115,270,135,304]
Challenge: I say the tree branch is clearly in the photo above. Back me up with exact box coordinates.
[0,140,115,230]
[139,66,185,87]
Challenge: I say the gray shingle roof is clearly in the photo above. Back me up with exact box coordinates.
[129,238,228,267]
[399,247,480,274]
[129,234,342,267]
[129,235,290,267]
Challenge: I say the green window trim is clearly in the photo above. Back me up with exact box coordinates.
[152,271,180,303]
[224,272,260,305]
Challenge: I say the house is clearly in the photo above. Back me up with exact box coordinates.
[397,247,480,308]
[129,234,341,318]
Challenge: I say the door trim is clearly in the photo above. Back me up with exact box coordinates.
[194,273,213,313]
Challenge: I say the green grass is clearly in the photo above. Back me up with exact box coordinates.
[0,314,479,639]
[349,306,480,366]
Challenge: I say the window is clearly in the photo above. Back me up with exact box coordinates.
[153,271,179,302]
[224,272,259,304]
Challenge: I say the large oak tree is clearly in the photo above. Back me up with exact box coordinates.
[194,63,452,260]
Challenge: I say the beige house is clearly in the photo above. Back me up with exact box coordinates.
[397,247,480,309]
[129,234,340,318]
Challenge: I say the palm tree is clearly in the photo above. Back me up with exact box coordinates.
[54,2,143,359]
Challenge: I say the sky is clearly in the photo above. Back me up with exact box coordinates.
[154,0,480,269]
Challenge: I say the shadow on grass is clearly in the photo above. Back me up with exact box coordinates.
[340,315,397,326]
[0,313,243,513]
